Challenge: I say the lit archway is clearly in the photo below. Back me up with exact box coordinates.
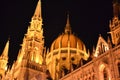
[115,60,120,77]
[99,62,111,80]
[0,74,2,80]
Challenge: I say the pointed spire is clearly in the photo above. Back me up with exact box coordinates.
[87,49,90,58]
[1,39,9,58]
[65,13,72,34]
[113,0,118,3]
[33,0,42,19]
[113,0,120,17]
[92,45,95,53]
[107,36,112,49]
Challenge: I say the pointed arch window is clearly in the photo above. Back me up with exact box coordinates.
[0,74,2,80]
[117,63,120,76]
[103,68,108,80]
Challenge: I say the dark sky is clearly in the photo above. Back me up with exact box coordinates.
[0,0,113,64]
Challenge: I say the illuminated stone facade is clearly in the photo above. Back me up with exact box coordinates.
[0,0,120,80]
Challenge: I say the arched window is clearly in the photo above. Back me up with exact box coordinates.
[0,74,2,80]
[92,75,95,80]
[118,63,120,76]
[62,66,68,75]
[103,68,108,80]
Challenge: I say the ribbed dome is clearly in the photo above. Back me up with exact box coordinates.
[50,15,86,51]
[50,33,86,51]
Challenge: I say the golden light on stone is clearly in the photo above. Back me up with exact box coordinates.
[5,66,7,71]
[0,0,120,80]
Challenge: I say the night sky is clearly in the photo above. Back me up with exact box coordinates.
[0,0,113,65]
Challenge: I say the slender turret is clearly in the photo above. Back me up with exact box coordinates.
[113,0,120,17]
[0,40,9,79]
[65,14,72,34]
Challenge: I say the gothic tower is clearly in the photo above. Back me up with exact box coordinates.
[22,0,44,65]
[8,0,46,80]
[0,40,9,79]
[109,0,120,45]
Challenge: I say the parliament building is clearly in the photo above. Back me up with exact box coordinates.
[0,0,120,80]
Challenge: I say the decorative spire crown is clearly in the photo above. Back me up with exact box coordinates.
[32,0,42,19]
[113,0,120,17]
[1,39,9,58]
[65,14,72,34]
[113,0,118,3]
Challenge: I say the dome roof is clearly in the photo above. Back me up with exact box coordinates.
[50,15,86,51]
[50,33,86,51]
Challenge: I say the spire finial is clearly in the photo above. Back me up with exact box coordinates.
[65,13,72,34]
[113,0,118,3]
[99,34,102,37]
[1,39,9,58]
[113,0,120,17]
[107,36,112,48]
[33,0,42,19]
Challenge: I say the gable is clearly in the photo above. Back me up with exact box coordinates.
[94,35,109,57]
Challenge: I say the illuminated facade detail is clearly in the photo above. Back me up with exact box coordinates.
[1,0,120,80]
[109,16,120,45]
[94,35,109,57]
[109,0,120,46]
